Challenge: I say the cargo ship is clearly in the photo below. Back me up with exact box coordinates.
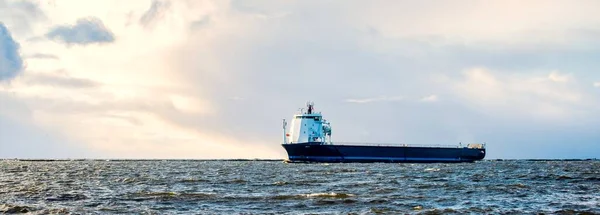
[281,102,486,163]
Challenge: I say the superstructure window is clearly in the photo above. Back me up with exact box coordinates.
[295,116,317,119]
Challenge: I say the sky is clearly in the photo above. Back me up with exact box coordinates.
[0,0,599,159]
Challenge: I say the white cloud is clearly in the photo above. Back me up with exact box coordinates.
[594,82,600,87]
[420,95,438,102]
[169,94,213,114]
[345,96,403,104]
[450,67,596,120]
[547,71,572,83]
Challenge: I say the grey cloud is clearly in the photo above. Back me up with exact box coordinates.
[139,0,171,27]
[46,17,115,45]
[25,73,98,88]
[8,1,45,19]
[190,16,210,30]
[103,114,143,126]
[0,0,46,36]
[0,23,24,81]
[0,0,45,19]
[27,53,59,60]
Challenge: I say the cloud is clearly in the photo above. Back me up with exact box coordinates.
[420,95,438,102]
[24,72,98,88]
[548,71,572,83]
[450,67,595,120]
[0,23,24,81]
[0,0,46,37]
[594,82,600,87]
[46,17,115,45]
[345,96,404,104]
[26,53,59,60]
[190,16,211,30]
[139,0,171,27]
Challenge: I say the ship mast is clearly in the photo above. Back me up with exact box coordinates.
[282,119,288,144]
[307,101,314,114]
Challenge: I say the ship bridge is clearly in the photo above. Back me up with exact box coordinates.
[283,102,331,144]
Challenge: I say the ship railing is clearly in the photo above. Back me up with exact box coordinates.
[332,142,464,148]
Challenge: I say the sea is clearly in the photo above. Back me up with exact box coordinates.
[0,160,598,215]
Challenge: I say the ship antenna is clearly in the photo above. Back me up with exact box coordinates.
[307,101,314,114]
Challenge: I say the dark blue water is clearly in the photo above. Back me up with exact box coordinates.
[1,160,598,214]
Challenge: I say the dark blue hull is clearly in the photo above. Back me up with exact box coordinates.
[282,143,486,163]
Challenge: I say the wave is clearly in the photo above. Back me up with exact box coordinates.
[46,193,88,201]
[124,191,217,201]
[268,192,354,200]
[222,179,247,184]
[424,168,440,172]
[272,181,287,186]
[0,204,69,214]
[0,204,35,214]
[303,192,355,198]
[178,178,210,183]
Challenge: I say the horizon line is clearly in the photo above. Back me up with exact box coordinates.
[1,158,598,162]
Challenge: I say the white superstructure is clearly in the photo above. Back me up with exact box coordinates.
[282,102,332,144]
